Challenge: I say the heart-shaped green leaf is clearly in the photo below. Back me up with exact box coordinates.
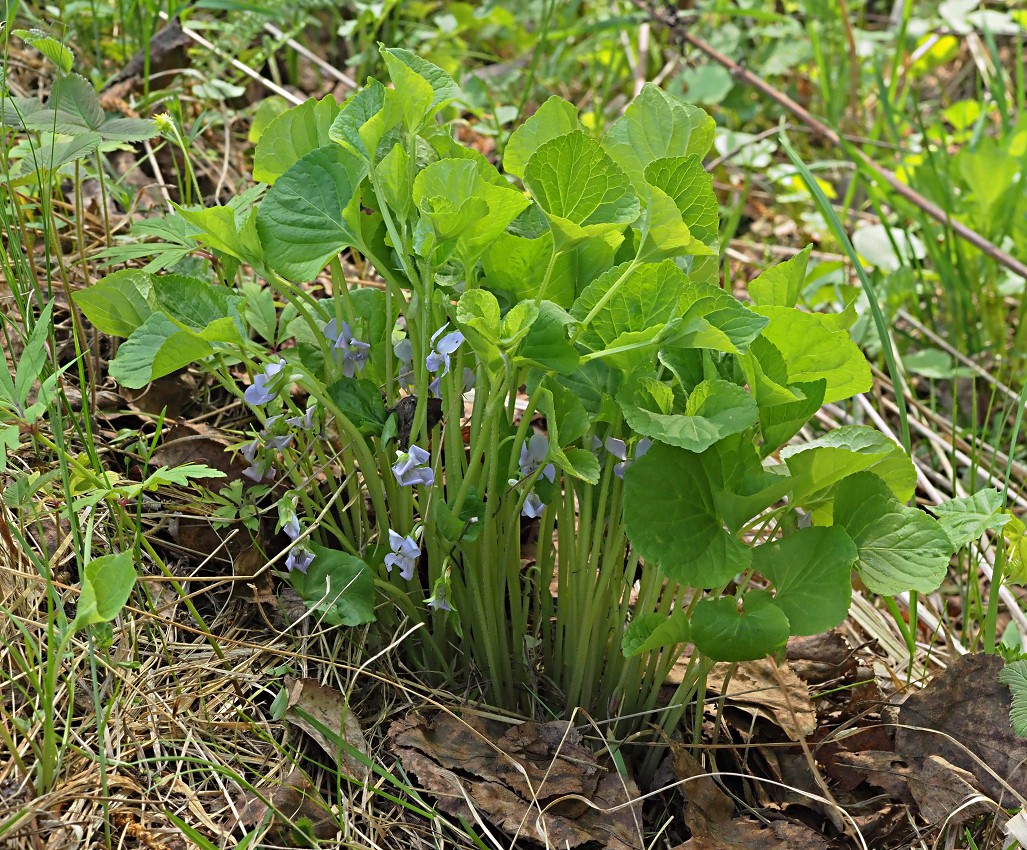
[624,441,751,588]
[754,526,856,636]
[690,590,789,662]
[524,131,639,253]
[256,145,367,281]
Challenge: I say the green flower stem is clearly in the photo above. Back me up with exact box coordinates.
[452,367,513,517]
[536,498,559,661]
[984,535,1004,651]
[374,579,447,670]
[265,273,336,369]
[479,394,516,707]
[328,257,357,329]
[534,246,562,306]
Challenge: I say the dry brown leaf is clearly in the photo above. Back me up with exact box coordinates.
[831,750,914,802]
[908,754,993,825]
[669,747,734,837]
[389,712,643,849]
[284,677,371,783]
[705,658,816,741]
[674,815,829,849]
[896,653,1027,803]
[230,768,337,844]
[786,632,858,686]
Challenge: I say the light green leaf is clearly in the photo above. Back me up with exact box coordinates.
[13,28,73,73]
[619,378,758,454]
[998,660,1027,737]
[152,274,242,341]
[380,54,434,133]
[90,116,157,143]
[108,313,214,388]
[537,379,590,447]
[329,80,402,162]
[603,84,716,190]
[40,73,102,129]
[483,231,555,302]
[24,73,155,141]
[256,145,368,281]
[663,281,768,354]
[456,289,503,371]
[622,610,691,657]
[381,47,461,114]
[748,244,812,308]
[71,552,137,631]
[756,378,826,458]
[10,132,102,183]
[253,94,340,184]
[375,142,412,219]
[503,95,583,179]
[782,425,916,508]
[174,205,264,268]
[524,131,639,253]
[516,301,579,374]
[73,270,153,338]
[834,472,952,595]
[624,441,751,588]
[13,301,55,409]
[701,436,794,531]
[413,158,529,265]
[755,306,871,403]
[754,526,856,636]
[291,545,375,626]
[549,446,601,484]
[571,260,689,351]
[636,155,718,264]
[927,489,1008,549]
[690,590,790,662]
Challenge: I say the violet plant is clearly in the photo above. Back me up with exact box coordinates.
[74,47,998,747]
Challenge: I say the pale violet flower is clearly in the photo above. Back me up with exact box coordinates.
[244,358,287,406]
[285,545,315,574]
[262,415,293,450]
[241,438,276,483]
[429,365,476,399]
[324,318,370,378]
[519,433,556,483]
[426,323,464,377]
[394,337,415,388]
[287,404,317,432]
[522,491,546,519]
[427,587,452,611]
[279,497,302,540]
[606,436,653,478]
[392,444,434,487]
[384,530,419,581]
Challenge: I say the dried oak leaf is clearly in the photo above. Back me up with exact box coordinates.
[673,815,829,849]
[908,754,993,825]
[284,677,371,783]
[896,653,1027,802]
[231,768,336,844]
[389,712,643,849]
[704,657,816,742]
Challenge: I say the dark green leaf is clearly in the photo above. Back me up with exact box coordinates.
[291,545,375,626]
[690,590,789,662]
[327,378,386,436]
[624,442,750,588]
[256,146,368,281]
[754,526,855,636]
